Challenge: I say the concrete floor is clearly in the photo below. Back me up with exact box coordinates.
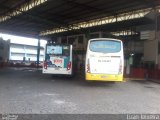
[0,67,160,114]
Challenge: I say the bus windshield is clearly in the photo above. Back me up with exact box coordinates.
[46,45,70,56]
[89,40,121,53]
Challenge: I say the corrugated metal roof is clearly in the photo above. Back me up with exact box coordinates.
[0,0,159,38]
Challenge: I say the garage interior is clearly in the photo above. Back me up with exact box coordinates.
[0,0,160,81]
[0,0,160,115]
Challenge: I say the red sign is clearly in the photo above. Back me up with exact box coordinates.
[54,59,62,64]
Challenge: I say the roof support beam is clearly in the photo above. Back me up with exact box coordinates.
[57,0,147,23]
[0,2,70,29]
[40,8,152,36]
[0,0,30,16]
[0,0,47,22]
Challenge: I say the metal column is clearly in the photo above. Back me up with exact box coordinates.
[155,10,159,68]
[37,38,40,68]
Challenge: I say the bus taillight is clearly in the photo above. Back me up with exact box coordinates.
[67,61,71,70]
[87,59,90,73]
[44,61,47,69]
[118,60,122,74]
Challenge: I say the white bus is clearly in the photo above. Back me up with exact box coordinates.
[43,43,73,75]
[85,38,124,81]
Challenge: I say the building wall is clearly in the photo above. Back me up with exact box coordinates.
[137,23,159,66]
[143,29,160,68]
[58,34,86,50]
[124,41,144,54]
[144,40,156,62]
[58,32,102,50]
[58,32,144,54]
[10,43,44,62]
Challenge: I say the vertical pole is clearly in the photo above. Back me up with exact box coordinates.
[155,10,158,68]
[37,37,40,68]
[85,30,90,40]
[9,40,11,61]
[24,45,26,62]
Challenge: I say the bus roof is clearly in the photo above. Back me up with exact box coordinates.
[88,38,122,42]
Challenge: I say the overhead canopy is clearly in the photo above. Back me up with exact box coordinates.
[0,0,159,38]
[0,0,28,16]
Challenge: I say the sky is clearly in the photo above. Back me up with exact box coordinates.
[0,33,47,47]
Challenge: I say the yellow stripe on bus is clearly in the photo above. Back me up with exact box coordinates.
[85,73,123,81]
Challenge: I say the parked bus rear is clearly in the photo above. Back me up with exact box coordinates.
[43,44,73,75]
[85,38,124,81]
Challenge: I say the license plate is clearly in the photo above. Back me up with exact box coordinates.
[55,68,59,70]
[101,75,107,78]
